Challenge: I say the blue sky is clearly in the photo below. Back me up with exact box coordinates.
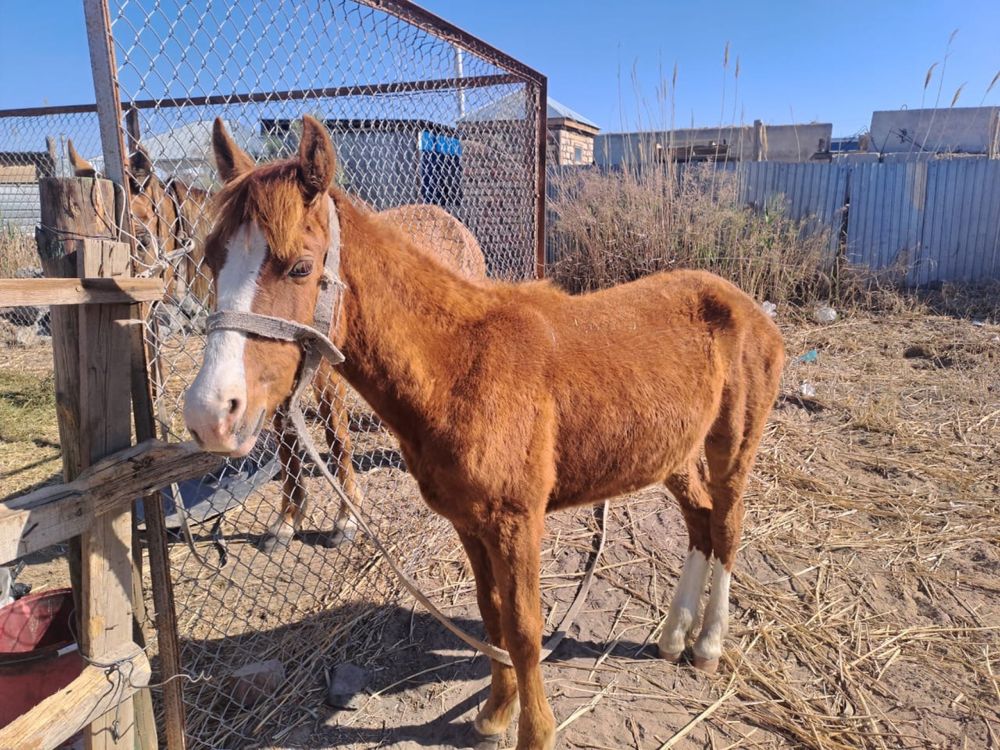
[2,1,999,137]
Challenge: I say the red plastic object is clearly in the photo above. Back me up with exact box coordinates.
[0,588,84,728]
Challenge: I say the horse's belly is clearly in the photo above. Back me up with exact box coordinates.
[548,408,704,511]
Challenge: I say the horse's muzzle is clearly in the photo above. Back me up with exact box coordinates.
[183,382,264,457]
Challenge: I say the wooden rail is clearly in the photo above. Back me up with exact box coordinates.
[0,440,222,565]
[0,277,164,306]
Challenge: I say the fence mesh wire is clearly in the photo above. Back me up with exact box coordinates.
[0,113,104,348]
[93,1,544,746]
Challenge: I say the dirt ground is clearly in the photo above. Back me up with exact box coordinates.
[4,309,999,749]
[272,309,1000,750]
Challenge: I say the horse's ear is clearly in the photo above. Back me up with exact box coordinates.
[212,117,254,183]
[67,139,96,177]
[297,115,336,201]
[128,145,154,189]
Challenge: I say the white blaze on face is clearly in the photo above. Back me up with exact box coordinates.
[183,223,267,452]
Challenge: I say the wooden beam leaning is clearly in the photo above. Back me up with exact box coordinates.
[0,642,151,750]
[0,440,222,565]
[0,276,164,306]
[131,312,190,748]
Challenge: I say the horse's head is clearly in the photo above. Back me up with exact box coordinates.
[67,140,174,270]
[183,116,340,456]
[124,146,175,264]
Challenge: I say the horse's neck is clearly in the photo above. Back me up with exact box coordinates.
[337,200,487,439]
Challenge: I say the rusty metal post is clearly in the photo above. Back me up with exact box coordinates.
[534,77,548,279]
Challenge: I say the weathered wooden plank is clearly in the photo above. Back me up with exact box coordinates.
[0,642,151,750]
[0,440,221,564]
[77,232,136,750]
[124,310,161,750]
[0,276,164,306]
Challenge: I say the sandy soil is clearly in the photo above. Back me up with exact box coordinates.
[7,310,999,749]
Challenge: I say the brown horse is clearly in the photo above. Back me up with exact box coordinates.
[183,116,784,750]
[68,139,212,308]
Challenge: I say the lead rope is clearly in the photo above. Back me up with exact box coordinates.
[204,197,608,666]
[284,399,608,667]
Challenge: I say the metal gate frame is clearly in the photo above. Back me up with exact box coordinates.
[79,0,549,279]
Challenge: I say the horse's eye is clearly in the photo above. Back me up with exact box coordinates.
[289,259,313,278]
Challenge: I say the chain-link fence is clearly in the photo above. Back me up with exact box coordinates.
[79,1,546,746]
[0,111,102,352]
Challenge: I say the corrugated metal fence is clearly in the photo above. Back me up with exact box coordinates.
[549,158,1000,286]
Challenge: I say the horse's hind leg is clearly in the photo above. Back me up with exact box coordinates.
[317,375,360,546]
[693,391,773,673]
[658,463,714,662]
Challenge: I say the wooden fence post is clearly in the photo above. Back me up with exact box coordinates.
[35,176,157,750]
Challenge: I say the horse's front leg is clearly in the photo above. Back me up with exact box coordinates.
[457,530,518,737]
[262,414,303,552]
[486,511,555,750]
[318,374,360,546]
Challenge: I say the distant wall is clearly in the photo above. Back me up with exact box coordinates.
[594,122,833,167]
[870,107,1000,156]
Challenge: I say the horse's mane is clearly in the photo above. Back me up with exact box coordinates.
[209,160,310,261]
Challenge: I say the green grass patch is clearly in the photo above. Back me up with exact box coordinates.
[0,369,59,444]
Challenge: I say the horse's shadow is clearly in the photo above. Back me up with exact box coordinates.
[167,604,656,749]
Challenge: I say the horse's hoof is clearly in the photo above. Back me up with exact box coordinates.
[657,645,684,663]
[259,534,290,553]
[473,700,516,737]
[692,655,720,674]
[317,528,355,548]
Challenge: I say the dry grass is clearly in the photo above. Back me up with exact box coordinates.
[546,165,914,313]
[0,224,38,278]
[0,345,61,498]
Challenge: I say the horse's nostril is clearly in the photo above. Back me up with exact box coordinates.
[228,398,242,415]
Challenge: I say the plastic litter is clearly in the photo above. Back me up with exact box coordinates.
[761,301,777,318]
[799,349,819,364]
[814,305,837,324]
[799,382,817,398]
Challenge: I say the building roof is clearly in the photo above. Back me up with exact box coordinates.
[141,119,262,161]
[461,93,598,130]
[546,98,598,129]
